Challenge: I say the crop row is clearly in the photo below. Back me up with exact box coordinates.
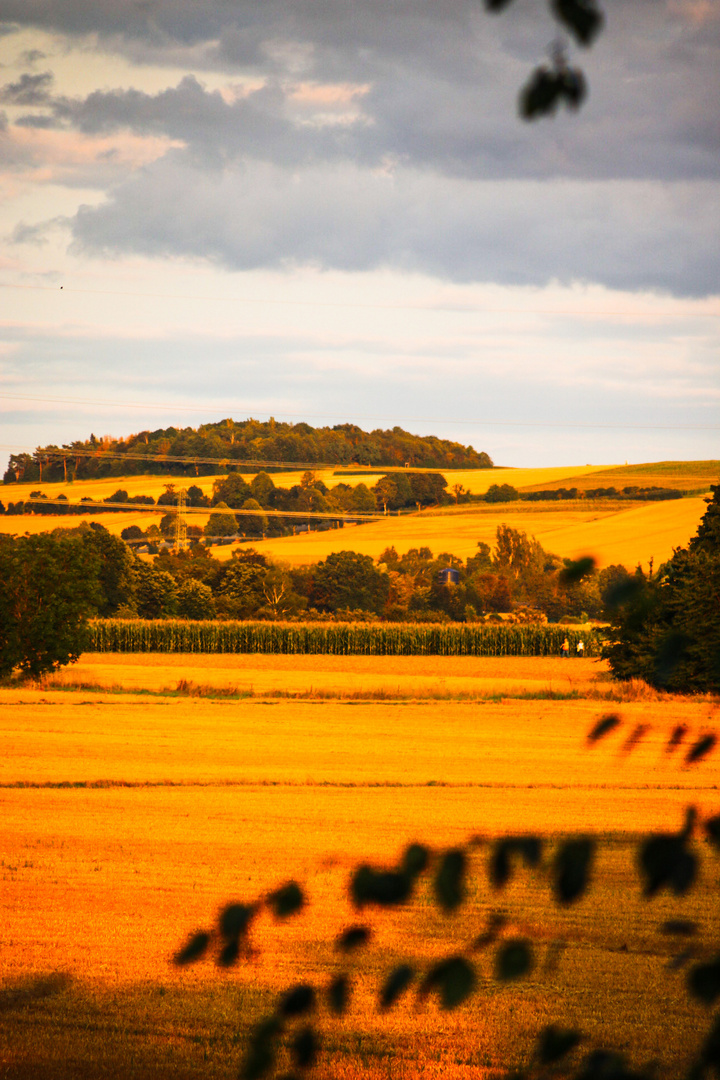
[89,620,601,657]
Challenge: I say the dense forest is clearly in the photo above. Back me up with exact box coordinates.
[3,419,493,483]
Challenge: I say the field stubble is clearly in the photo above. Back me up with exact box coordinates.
[1,654,719,1078]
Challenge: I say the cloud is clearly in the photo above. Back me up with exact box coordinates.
[0,70,53,105]
[20,48,47,64]
[4,0,719,297]
[69,156,720,296]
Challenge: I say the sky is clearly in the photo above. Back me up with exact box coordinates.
[0,0,718,469]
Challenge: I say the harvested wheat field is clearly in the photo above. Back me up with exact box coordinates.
[2,653,720,1078]
[249,496,709,570]
[47,652,612,700]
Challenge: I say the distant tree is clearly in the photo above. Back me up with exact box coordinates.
[327,482,355,512]
[373,473,412,512]
[311,551,390,615]
[176,579,216,620]
[217,560,267,619]
[212,473,252,508]
[465,542,493,576]
[159,512,177,538]
[407,472,448,507]
[493,525,546,580]
[0,533,100,678]
[121,525,144,541]
[79,524,136,617]
[238,498,268,537]
[350,483,377,514]
[134,563,178,619]
[597,564,632,617]
[250,472,276,507]
[485,483,521,503]
[377,546,400,569]
[204,502,238,539]
[186,484,210,508]
[156,483,178,507]
[603,484,720,691]
[258,566,307,619]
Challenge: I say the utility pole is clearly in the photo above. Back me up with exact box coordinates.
[175,488,187,552]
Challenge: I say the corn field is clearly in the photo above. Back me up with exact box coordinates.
[90,620,602,657]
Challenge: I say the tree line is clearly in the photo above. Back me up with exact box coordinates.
[2,419,493,484]
[2,485,717,688]
[0,473,687,538]
[0,521,626,625]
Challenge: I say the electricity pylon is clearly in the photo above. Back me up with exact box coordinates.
[175,488,187,552]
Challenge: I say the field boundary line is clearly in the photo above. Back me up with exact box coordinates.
[3,779,719,791]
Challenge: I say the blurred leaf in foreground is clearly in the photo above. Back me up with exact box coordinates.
[241,1017,282,1080]
[337,925,371,952]
[380,964,415,1010]
[554,839,595,904]
[537,1024,582,1065]
[327,975,349,1015]
[422,956,476,1009]
[688,956,720,1005]
[267,881,304,918]
[496,939,533,981]
[173,930,210,966]
[434,849,466,910]
[587,713,621,745]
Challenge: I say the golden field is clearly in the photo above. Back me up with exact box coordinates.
[47,652,610,699]
[1,461,715,572]
[522,459,720,495]
[4,495,704,571]
[248,496,709,570]
[0,464,611,507]
[2,653,720,1078]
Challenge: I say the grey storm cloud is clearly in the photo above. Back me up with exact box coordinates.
[0,70,53,105]
[70,156,720,296]
[4,0,719,296]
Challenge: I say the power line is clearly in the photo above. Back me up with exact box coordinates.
[5,446,445,474]
[20,497,387,521]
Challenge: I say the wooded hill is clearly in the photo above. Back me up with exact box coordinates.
[4,419,493,483]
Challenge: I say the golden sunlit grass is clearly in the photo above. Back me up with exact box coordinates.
[42,652,672,703]
[523,459,720,494]
[2,650,720,1076]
